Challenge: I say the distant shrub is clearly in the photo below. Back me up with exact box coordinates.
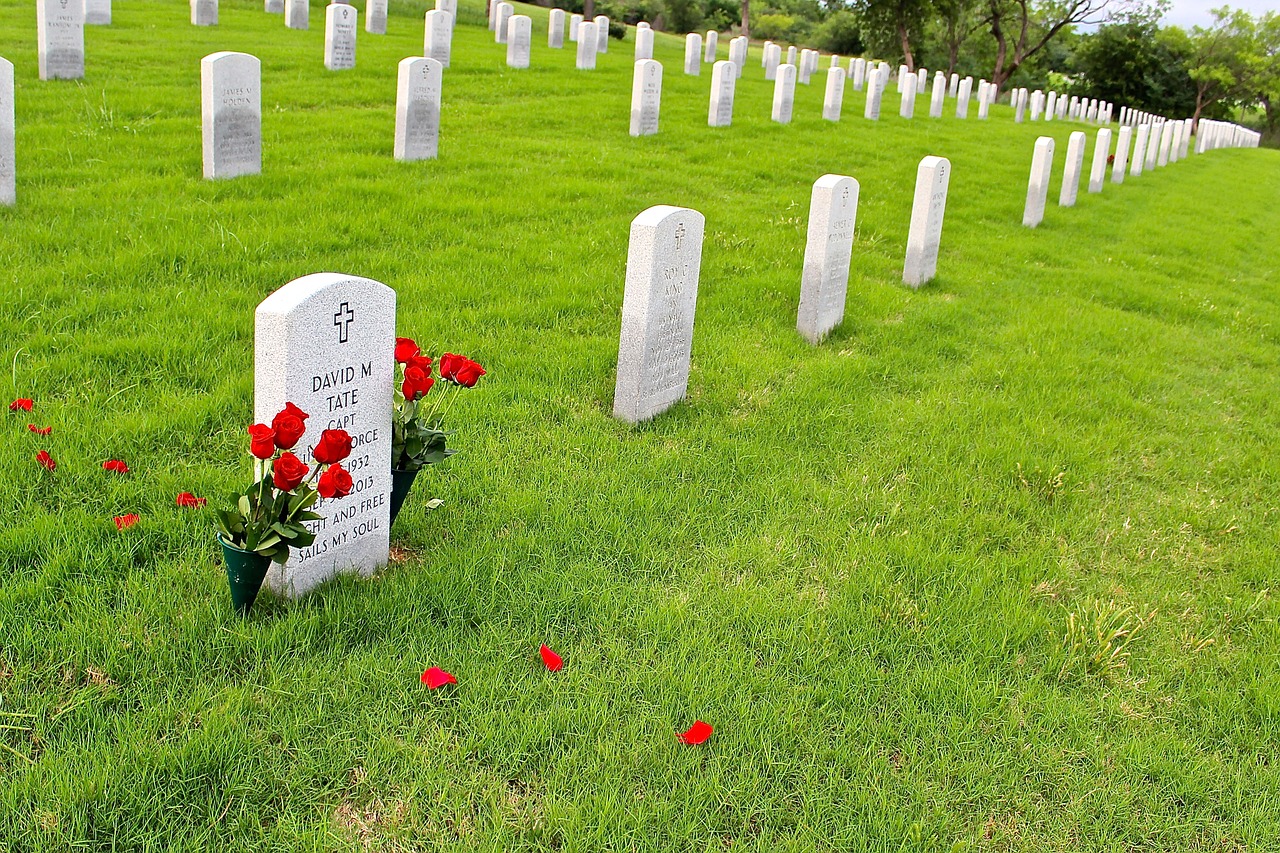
[665,0,705,34]
[702,0,737,31]
[752,13,796,41]
[813,11,864,55]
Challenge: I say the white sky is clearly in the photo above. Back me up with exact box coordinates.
[1161,0,1274,30]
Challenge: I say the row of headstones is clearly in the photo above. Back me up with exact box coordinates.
[615,160,951,423]
[1008,88,1113,125]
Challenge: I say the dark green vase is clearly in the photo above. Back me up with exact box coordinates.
[218,535,271,614]
[390,467,420,527]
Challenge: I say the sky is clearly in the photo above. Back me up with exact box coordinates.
[1161,0,1274,30]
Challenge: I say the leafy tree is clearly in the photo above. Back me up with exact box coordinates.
[856,0,933,69]
[982,0,1139,92]
[1185,6,1258,124]
[814,9,867,54]
[1249,12,1279,133]
[932,0,986,74]
[1070,16,1196,115]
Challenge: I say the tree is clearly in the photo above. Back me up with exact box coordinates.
[982,0,1138,92]
[933,0,986,74]
[1185,6,1258,124]
[1250,12,1280,133]
[857,0,933,69]
[741,0,750,37]
[1071,16,1196,115]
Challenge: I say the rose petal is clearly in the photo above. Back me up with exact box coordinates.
[113,514,140,531]
[420,667,457,689]
[35,450,56,471]
[677,720,713,745]
[539,644,563,672]
[27,424,52,436]
[175,492,207,508]
[103,460,130,474]
[9,398,34,412]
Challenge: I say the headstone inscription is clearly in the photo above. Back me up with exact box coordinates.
[325,3,357,70]
[394,56,442,161]
[548,8,564,48]
[507,15,532,68]
[191,0,217,26]
[424,9,453,67]
[822,66,844,121]
[0,57,13,206]
[366,0,387,34]
[772,64,796,124]
[902,156,950,288]
[85,0,111,25]
[630,59,662,137]
[286,0,308,29]
[576,22,597,69]
[684,34,701,75]
[613,206,706,424]
[797,174,858,344]
[1059,131,1085,207]
[1088,128,1111,193]
[254,273,395,598]
[1023,136,1054,228]
[708,60,735,127]
[201,51,261,181]
[37,0,85,80]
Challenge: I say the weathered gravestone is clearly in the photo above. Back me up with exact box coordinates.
[594,16,609,53]
[797,174,858,343]
[902,156,950,288]
[684,34,701,75]
[635,25,653,61]
[1059,131,1085,207]
[286,0,308,30]
[0,57,13,206]
[37,0,85,81]
[394,56,442,161]
[201,52,261,181]
[548,8,564,48]
[630,59,661,136]
[191,0,217,26]
[424,10,452,67]
[576,22,597,69]
[1088,128,1111,193]
[85,0,111,25]
[507,15,532,68]
[613,206,705,424]
[325,3,357,70]
[704,30,717,62]
[772,64,796,124]
[366,0,387,34]
[569,13,582,41]
[495,3,513,43]
[265,0,283,13]
[822,66,844,121]
[1023,136,1054,228]
[255,274,395,598]
[708,60,735,127]
[1130,124,1149,177]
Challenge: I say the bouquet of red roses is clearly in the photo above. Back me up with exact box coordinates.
[391,338,486,473]
[215,402,355,563]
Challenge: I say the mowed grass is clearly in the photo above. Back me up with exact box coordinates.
[2,1,1280,850]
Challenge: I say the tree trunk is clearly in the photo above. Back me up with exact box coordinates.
[898,21,915,71]
[740,0,749,39]
[584,0,594,20]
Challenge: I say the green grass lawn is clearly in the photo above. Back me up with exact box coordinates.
[3,1,1279,849]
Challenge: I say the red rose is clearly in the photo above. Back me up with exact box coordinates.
[406,354,433,374]
[317,463,354,499]
[103,460,130,474]
[113,514,140,531]
[27,425,52,436]
[9,398,33,412]
[395,337,420,363]
[438,352,461,379]
[311,429,353,465]
[272,412,306,450]
[402,365,434,400]
[279,402,309,423]
[175,492,207,508]
[272,452,310,491]
[36,450,55,471]
[248,423,276,459]
[441,353,486,388]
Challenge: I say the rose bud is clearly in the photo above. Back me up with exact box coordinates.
[271,452,310,491]
[312,429,353,465]
[453,358,486,388]
[317,463,354,499]
[402,365,433,401]
[395,337,420,363]
[248,424,276,459]
[272,412,306,450]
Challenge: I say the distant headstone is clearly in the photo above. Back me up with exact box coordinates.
[424,9,453,67]
[265,0,283,12]
[1156,120,1173,166]
[366,0,387,34]
[902,156,950,288]
[436,0,456,11]
[704,30,717,62]
[684,34,701,75]
[955,76,972,118]
[201,51,261,181]
[897,64,909,93]
[1023,136,1054,228]
[797,174,858,343]
[0,58,13,206]
[916,68,926,94]
[787,46,796,66]
[929,71,944,117]
[822,66,844,121]
[487,0,496,30]
[85,0,111,25]
[394,56,442,161]
[569,13,582,41]
[594,16,609,53]
[772,64,796,124]
[1130,123,1149,177]
[254,273,395,598]
[1088,128,1111,192]
[325,3,357,70]
[37,0,85,80]
[1014,88,1026,122]
[708,59,735,127]
[613,206,705,424]
[507,15,531,67]
[635,25,653,61]
[1058,131,1085,207]
[286,0,308,29]
[948,72,958,98]
[191,0,217,26]
[548,8,564,48]
[851,58,865,91]
[864,65,884,120]
[1045,91,1057,121]
[728,37,747,78]
[798,49,813,85]
[630,59,661,136]
[899,79,915,119]
[977,82,990,120]
[1111,125,1130,184]
[764,43,780,81]
[576,22,597,69]
[1144,121,1161,169]
[495,3,513,43]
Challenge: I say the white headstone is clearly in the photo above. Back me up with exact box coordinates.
[797,174,858,343]
[436,0,456,16]
[630,59,661,137]
[764,43,780,81]
[1014,88,1026,123]
[1045,91,1057,121]
[365,0,387,34]
[37,0,85,80]
[191,0,217,26]
[569,13,582,41]
[955,77,972,119]
[729,37,747,78]
[897,64,909,93]
[948,73,958,98]
[1059,131,1085,207]
[798,49,813,85]
[902,156,950,288]
[324,3,357,70]
[1144,121,1161,169]
[286,0,308,30]
[507,15,531,67]
[548,8,564,48]
[822,66,845,121]
[394,56,442,161]
[916,68,926,94]
[929,72,945,118]
[1088,128,1111,193]
[576,22,597,69]
[613,206,705,424]
[787,46,797,67]
[851,58,865,91]
[1111,125,1131,183]
[265,0,283,12]
[977,82,990,119]
[495,3,513,43]
[708,59,735,127]
[201,51,261,181]
[487,0,497,30]
[595,16,609,53]
[85,0,111,25]
[704,30,717,62]
[424,10,453,68]
[899,80,916,119]
[772,64,796,124]
[1023,136,1054,228]
[1130,123,1149,177]
[684,34,701,75]
[635,26,653,61]
[254,273,395,598]
[1156,120,1173,166]
[1180,118,1193,158]
[0,58,13,206]
[864,65,884,120]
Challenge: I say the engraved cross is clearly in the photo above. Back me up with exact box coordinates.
[333,302,354,344]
